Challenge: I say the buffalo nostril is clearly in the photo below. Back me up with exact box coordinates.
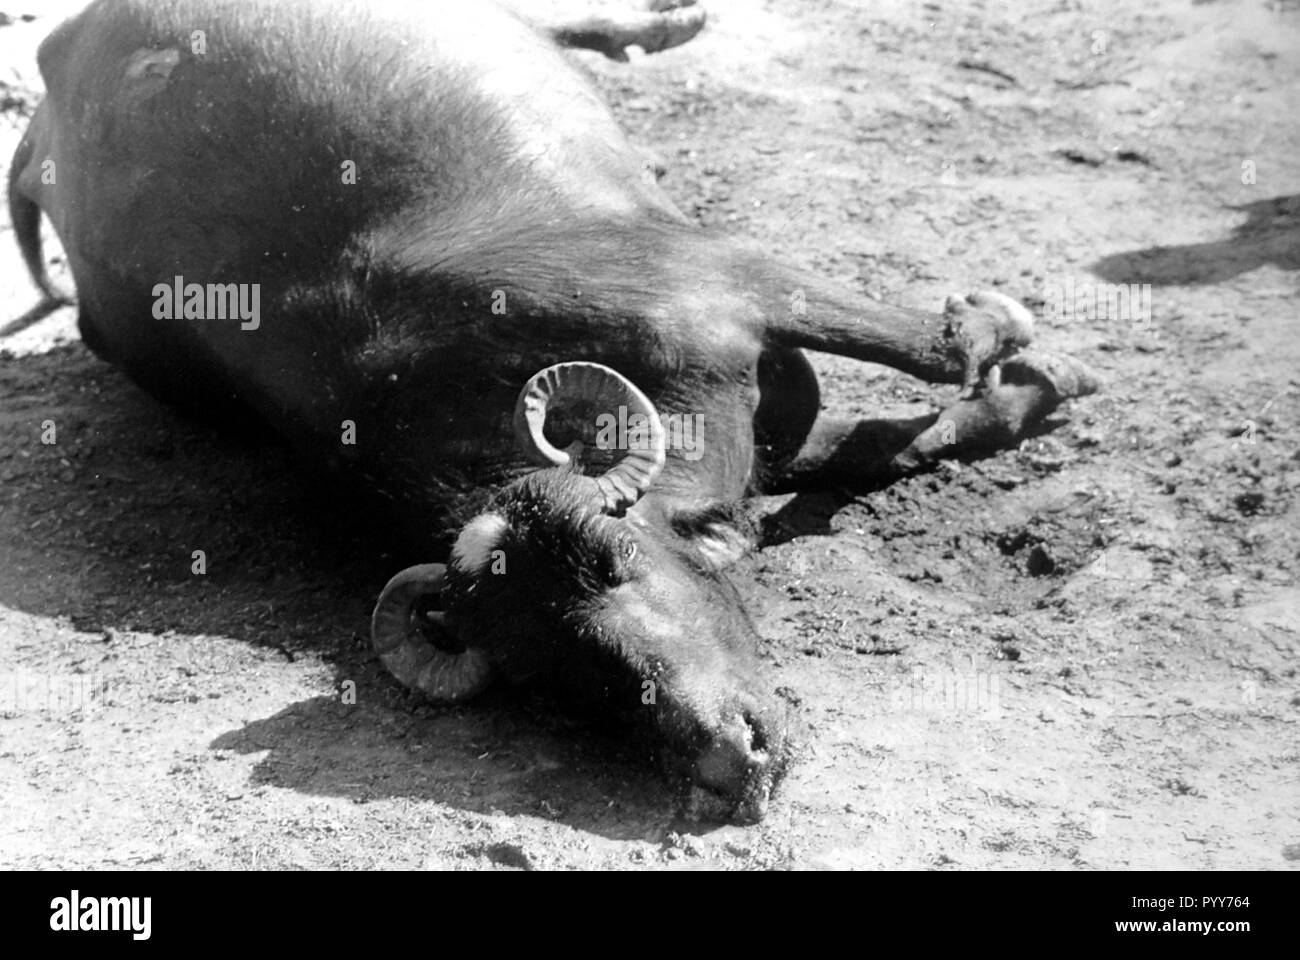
[695,715,771,799]
[742,711,769,754]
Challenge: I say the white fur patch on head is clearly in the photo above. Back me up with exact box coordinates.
[451,513,508,577]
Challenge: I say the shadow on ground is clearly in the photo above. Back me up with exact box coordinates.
[1092,194,1300,285]
[207,693,694,840]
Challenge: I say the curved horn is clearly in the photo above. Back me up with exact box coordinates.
[370,563,492,702]
[513,361,667,512]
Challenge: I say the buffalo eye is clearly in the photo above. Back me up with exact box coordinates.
[603,537,640,585]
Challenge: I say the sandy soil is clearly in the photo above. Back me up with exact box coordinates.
[1,0,1297,870]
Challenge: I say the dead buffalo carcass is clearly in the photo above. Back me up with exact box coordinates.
[8,0,1097,822]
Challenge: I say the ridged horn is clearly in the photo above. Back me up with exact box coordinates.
[512,361,666,513]
[370,563,492,702]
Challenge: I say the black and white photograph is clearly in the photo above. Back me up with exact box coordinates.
[0,0,1295,881]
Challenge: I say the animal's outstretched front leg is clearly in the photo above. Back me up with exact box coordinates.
[771,351,1100,492]
[742,247,1036,394]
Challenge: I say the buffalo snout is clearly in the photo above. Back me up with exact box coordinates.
[690,703,787,824]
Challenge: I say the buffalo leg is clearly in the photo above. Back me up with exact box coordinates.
[768,350,1100,492]
[752,260,1038,398]
[751,346,822,482]
[520,0,707,59]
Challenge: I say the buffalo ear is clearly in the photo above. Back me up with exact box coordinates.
[670,503,755,572]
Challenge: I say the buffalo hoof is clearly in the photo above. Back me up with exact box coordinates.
[943,290,1037,399]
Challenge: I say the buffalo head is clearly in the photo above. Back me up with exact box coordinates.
[371,363,789,822]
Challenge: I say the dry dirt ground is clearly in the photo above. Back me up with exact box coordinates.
[1,0,1297,871]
